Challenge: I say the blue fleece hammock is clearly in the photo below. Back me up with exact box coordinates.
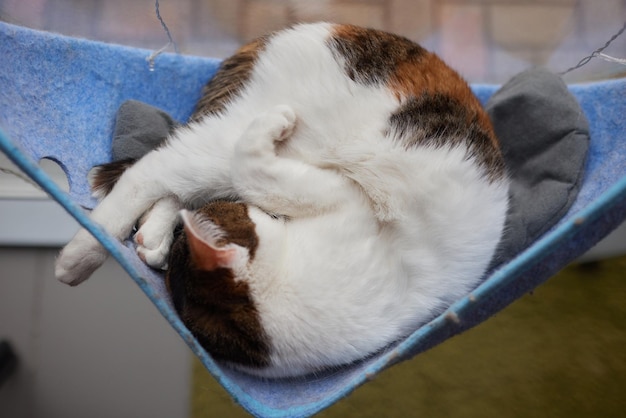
[1,22,626,418]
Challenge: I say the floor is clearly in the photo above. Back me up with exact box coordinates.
[192,256,626,418]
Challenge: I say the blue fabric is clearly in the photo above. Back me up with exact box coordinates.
[1,22,625,417]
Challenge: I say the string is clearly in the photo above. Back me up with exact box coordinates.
[0,166,41,190]
[597,52,626,65]
[559,21,626,75]
[155,0,178,53]
[146,0,179,71]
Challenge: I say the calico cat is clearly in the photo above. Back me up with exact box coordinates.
[56,23,509,378]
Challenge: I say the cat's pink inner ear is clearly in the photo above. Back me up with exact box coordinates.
[180,210,237,271]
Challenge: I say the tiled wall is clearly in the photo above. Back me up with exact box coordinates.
[2,0,625,82]
[206,0,626,81]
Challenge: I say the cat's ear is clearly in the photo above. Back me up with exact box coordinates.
[180,210,237,271]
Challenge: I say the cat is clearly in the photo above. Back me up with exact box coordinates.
[56,23,509,378]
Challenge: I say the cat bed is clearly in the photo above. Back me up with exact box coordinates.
[1,22,625,417]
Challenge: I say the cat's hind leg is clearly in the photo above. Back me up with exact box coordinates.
[232,105,354,217]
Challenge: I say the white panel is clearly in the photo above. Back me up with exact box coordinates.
[0,248,191,418]
[0,199,79,246]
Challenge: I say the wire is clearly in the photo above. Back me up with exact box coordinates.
[560,21,626,75]
[0,166,41,190]
[155,0,178,53]
[146,0,178,70]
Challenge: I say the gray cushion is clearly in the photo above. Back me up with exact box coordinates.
[486,68,589,268]
[112,100,177,161]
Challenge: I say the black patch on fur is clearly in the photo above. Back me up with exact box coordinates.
[195,201,259,259]
[190,36,268,122]
[166,223,270,369]
[329,25,427,85]
[90,158,136,196]
[389,94,505,180]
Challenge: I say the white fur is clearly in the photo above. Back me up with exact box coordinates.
[55,23,509,376]
[135,196,182,270]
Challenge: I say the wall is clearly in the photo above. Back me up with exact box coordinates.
[0,245,191,418]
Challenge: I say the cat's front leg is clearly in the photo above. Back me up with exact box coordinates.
[57,196,180,282]
[55,158,170,285]
[232,105,351,217]
[55,229,109,286]
[56,119,242,285]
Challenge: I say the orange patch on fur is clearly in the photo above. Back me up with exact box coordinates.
[330,23,498,151]
[389,54,497,149]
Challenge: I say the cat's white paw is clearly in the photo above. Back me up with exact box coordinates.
[236,105,297,158]
[267,104,297,143]
[55,230,108,286]
[244,105,297,147]
[135,225,173,270]
[133,197,181,270]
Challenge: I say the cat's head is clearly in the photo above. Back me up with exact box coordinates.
[165,202,273,369]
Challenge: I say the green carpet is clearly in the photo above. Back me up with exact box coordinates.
[191,256,626,417]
